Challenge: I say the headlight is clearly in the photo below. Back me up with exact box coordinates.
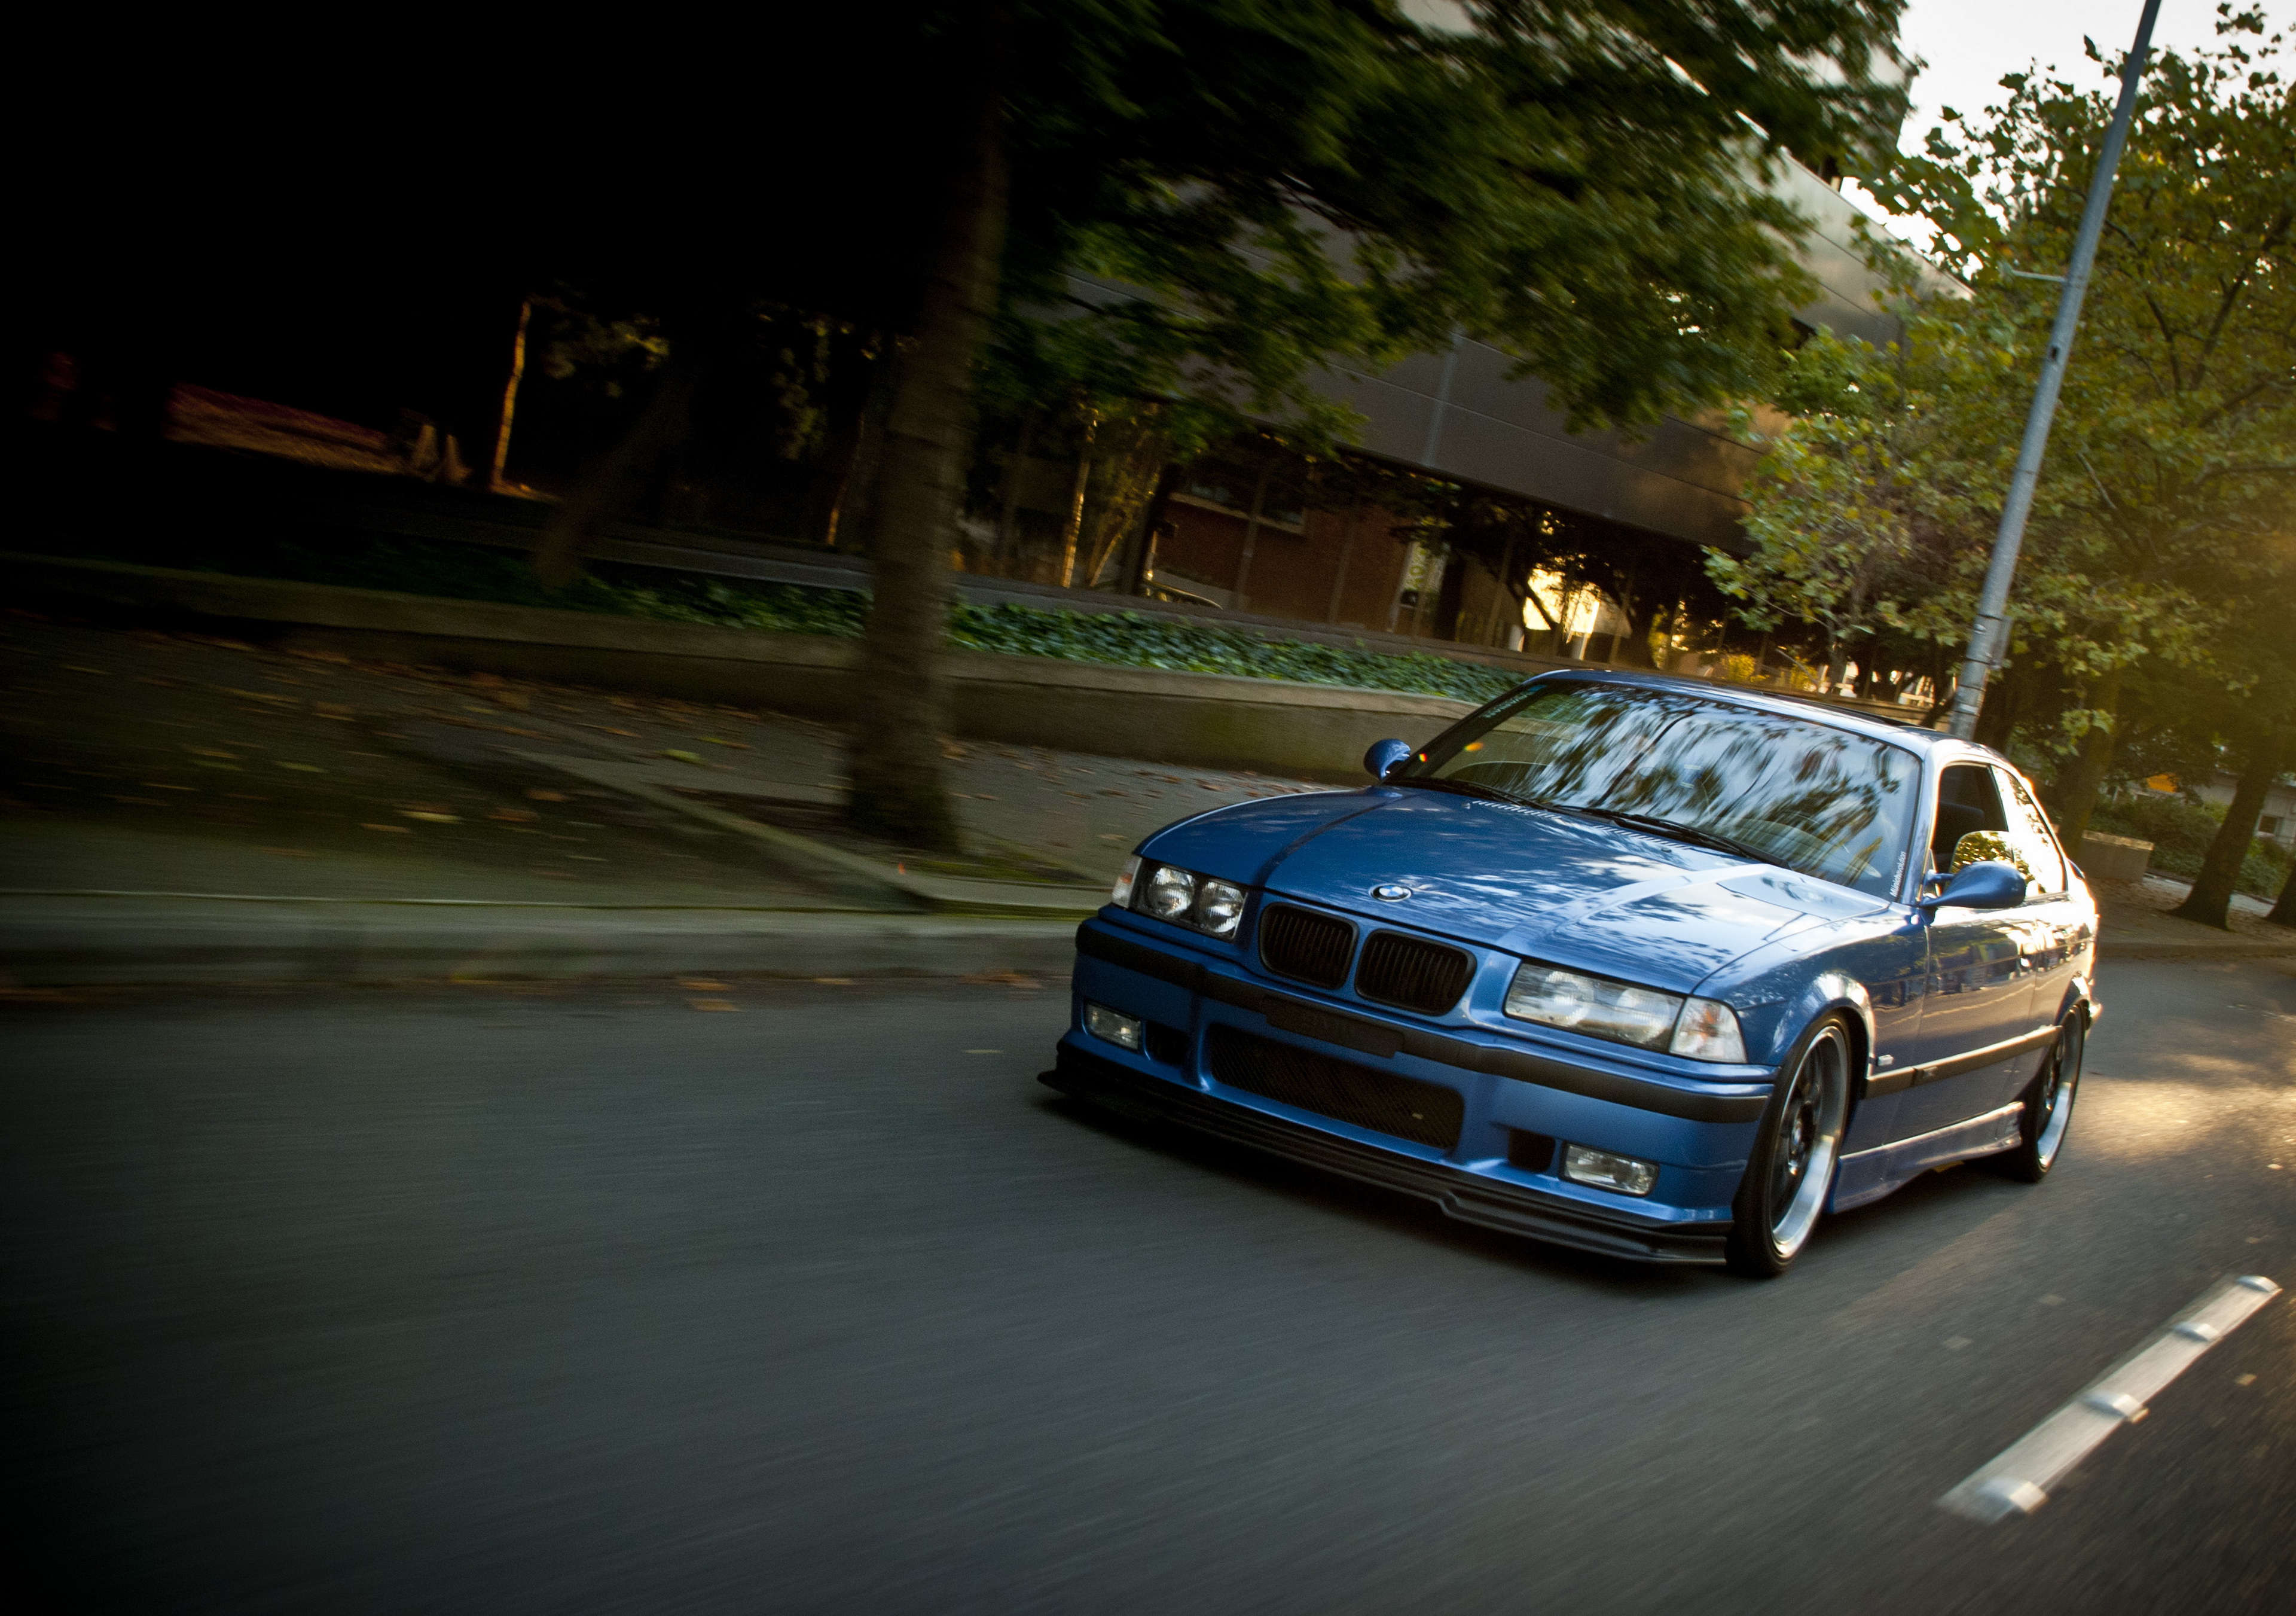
[1131,861,1247,938]
[1506,964,1680,1049]
[1504,963,1747,1063]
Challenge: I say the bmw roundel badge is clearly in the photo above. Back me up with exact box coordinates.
[1370,883,1412,901]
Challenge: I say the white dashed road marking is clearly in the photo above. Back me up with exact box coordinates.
[1938,1274,2282,1524]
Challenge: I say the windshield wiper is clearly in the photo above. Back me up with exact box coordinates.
[1573,807,1782,866]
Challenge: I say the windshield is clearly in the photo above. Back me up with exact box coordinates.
[1400,681,1921,898]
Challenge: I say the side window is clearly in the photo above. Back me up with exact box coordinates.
[1929,764,2008,876]
[1993,769,2068,894]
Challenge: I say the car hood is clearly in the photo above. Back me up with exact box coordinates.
[1143,789,1888,995]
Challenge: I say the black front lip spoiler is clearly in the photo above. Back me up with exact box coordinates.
[1042,1045,1730,1265]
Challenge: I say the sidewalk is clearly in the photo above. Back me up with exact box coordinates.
[2090,873,2294,960]
[8,614,2291,987]
[1,615,1329,984]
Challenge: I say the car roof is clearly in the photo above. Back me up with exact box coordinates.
[1530,667,1992,757]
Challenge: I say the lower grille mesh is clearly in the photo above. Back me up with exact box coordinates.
[1355,931,1476,1015]
[1206,1025,1463,1151]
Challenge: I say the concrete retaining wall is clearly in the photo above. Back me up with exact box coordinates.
[2078,832,2154,883]
[5,553,1474,780]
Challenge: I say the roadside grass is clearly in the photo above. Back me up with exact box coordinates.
[86,529,1526,706]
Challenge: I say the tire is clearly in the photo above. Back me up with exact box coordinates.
[1725,1013,1854,1279]
[1984,1011,2084,1184]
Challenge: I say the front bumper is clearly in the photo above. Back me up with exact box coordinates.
[1044,1045,1729,1263]
[1055,916,1771,1264]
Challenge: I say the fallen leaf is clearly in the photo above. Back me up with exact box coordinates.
[701,736,750,748]
[526,788,569,801]
[961,970,1037,986]
[688,999,740,1013]
[679,978,729,990]
[813,977,857,986]
[663,749,704,765]
[362,822,413,833]
[488,807,541,823]
[185,747,236,758]
[402,811,459,823]
[139,782,197,791]
[192,760,243,770]
[564,853,607,861]
[277,762,327,773]
[60,665,109,675]
[259,846,316,858]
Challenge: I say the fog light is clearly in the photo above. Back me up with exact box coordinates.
[1084,1002,1144,1051]
[1562,1144,1658,1197]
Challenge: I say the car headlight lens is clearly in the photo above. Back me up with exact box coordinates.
[1140,863,1197,920]
[1194,879,1247,938]
[1132,862,1248,938]
[1504,965,1747,1063]
[1669,997,1746,1063]
[1504,963,1681,1050]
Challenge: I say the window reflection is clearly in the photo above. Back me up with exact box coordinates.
[1409,684,1920,898]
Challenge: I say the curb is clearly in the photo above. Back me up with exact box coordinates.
[0,895,1084,987]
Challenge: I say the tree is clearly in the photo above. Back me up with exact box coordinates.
[1866,11,2292,815]
[1726,13,2292,838]
[2173,723,2291,929]
[843,0,1913,847]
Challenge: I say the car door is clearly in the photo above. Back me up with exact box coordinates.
[1990,765,2079,1096]
[1896,762,2035,1137]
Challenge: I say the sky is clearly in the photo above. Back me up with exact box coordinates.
[1849,0,2267,246]
[1894,0,2248,150]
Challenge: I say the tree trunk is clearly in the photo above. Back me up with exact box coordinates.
[845,9,1009,852]
[2172,727,2288,931]
[1121,462,1179,597]
[2047,665,2123,850]
[801,349,880,547]
[529,346,710,588]
[2269,856,2296,929]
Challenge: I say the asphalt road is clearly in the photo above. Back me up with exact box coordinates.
[4,958,2291,1614]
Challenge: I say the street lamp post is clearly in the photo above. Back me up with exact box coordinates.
[1946,0,2163,740]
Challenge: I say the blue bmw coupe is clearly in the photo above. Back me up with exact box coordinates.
[1044,669,2097,1277]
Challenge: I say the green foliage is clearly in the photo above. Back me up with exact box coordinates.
[142,529,1521,705]
[2090,792,2292,898]
[2089,791,2226,863]
[1728,14,2294,763]
[629,579,1522,703]
[993,0,1914,444]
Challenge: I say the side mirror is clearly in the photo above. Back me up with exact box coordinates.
[1364,738,1414,781]
[1918,859,2027,913]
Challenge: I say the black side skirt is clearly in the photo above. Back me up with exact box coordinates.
[1042,1045,1729,1265]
